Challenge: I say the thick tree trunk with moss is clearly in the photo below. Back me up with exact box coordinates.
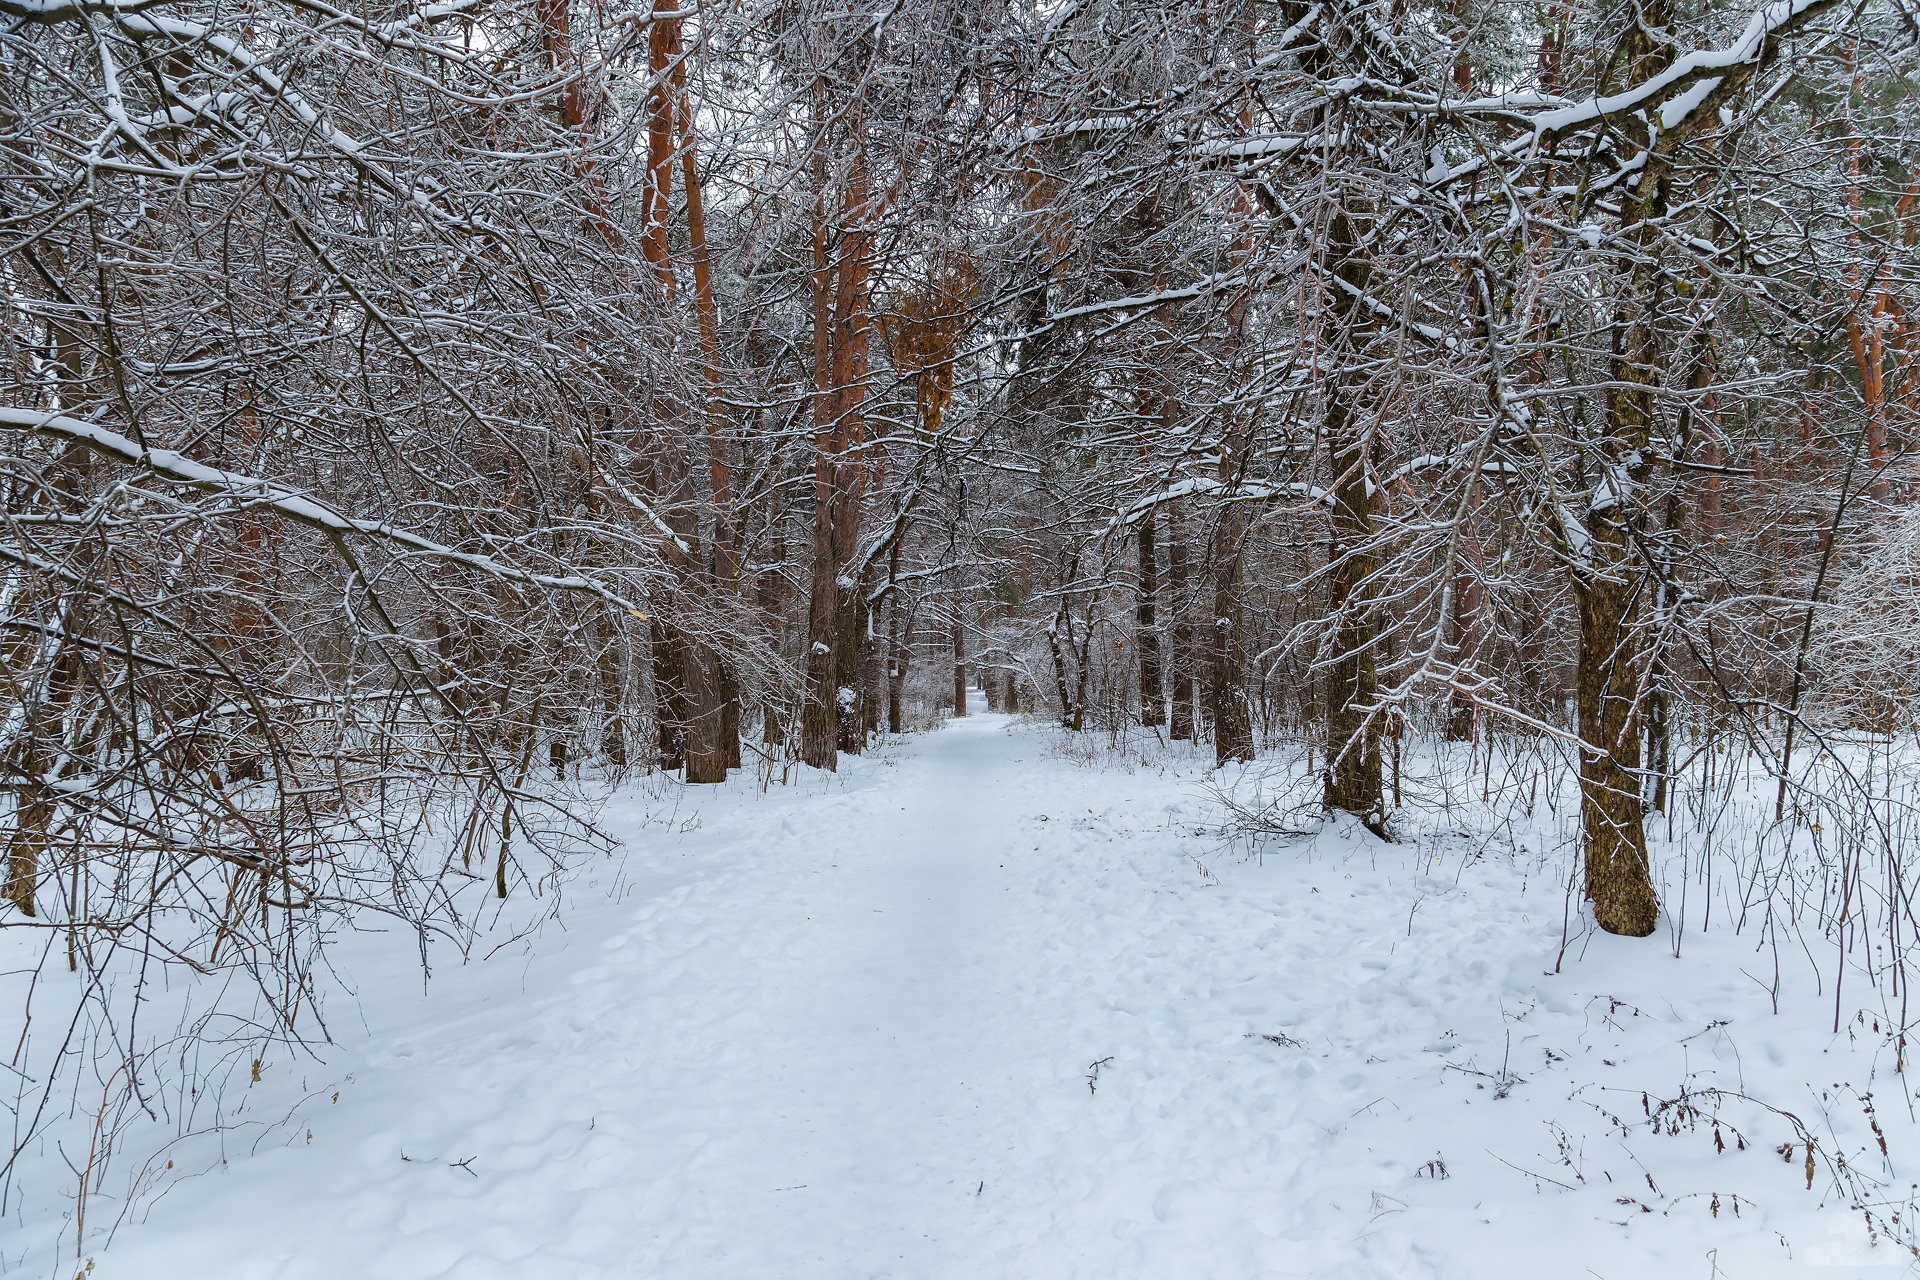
[1563,1,1697,936]
[1322,418,1384,830]
[1319,206,1386,829]
[1569,220,1664,934]
[1575,565,1658,935]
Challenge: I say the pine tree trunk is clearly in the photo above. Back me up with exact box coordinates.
[1166,509,1196,741]
[1444,558,1480,742]
[1049,605,1077,730]
[681,636,729,784]
[1208,506,1254,765]
[651,617,690,773]
[864,615,887,736]
[670,11,739,778]
[951,616,967,716]
[884,538,910,733]
[800,532,839,768]
[824,99,873,760]
[887,602,908,734]
[758,518,790,750]
[799,95,848,770]
[1206,1,1259,768]
[719,659,742,771]
[835,572,867,755]
[1137,512,1163,727]
[598,617,627,768]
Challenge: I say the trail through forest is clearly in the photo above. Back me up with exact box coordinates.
[25,715,1907,1278]
[7,0,1918,1273]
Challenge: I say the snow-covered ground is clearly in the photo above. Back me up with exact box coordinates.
[9,712,1920,1277]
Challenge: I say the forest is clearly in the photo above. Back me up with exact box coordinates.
[4,0,1920,1273]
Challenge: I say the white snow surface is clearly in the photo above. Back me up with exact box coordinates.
[10,713,1918,1277]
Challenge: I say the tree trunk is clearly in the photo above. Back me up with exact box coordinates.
[2,777,50,916]
[887,602,908,734]
[667,3,739,776]
[1166,508,1196,741]
[800,492,839,766]
[1565,3,1688,937]
[759,520,791,751]
[864,608,887,736]
[4,684,65,914]
[1049,607,1077,730]
[651,617,690,773]
[835,573,867,755]
[1322,412,1384,826]
[800,82,872,767]
[1208,508,1254,765]
[1576,570,1658,935]
[1570,286,1660,931]
[883,537,910,733]
[719,660,742,771]
[598,617,628,769]
[1136,511,1163,727]
[951,615,967,716]
[1320,207,1385,826]
[800,95,847,769]
[1206,0,1258,768]
[1444,556,1481,742]
[681,635,729,784]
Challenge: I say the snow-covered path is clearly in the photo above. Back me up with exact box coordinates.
[618,711,1078,1276]
[39,714,1910,1278]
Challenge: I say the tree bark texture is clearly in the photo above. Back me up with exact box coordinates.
[1136,511,1163,727]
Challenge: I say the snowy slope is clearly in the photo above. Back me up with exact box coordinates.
[10,713,1917,1278]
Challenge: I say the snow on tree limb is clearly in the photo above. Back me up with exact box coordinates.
[1110,476,1332,534]
[0,408,663,617]
[1420,0,1845,188]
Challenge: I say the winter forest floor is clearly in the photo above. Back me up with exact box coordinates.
[12,711,1920,1278]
